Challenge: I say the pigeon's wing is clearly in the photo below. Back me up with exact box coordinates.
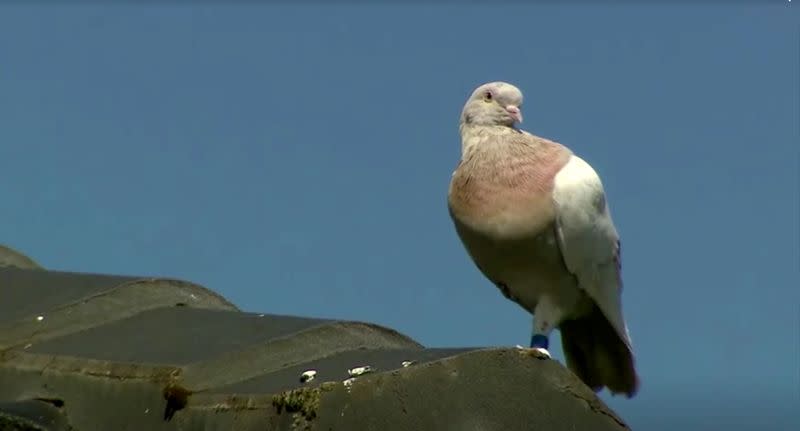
[551,155,633,349]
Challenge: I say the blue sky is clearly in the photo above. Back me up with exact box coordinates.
[1,3,797,430]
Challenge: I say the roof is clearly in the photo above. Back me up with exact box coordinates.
[0,244,631,431]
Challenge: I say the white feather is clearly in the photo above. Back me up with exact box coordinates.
[552,155,633,350]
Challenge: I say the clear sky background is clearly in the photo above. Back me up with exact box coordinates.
[1,3,797,430]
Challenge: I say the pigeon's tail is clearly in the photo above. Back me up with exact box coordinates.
[559,304,639,398]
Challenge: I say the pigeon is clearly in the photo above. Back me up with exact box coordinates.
[447,81,639,397]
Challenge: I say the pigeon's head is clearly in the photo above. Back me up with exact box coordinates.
[460,81,523,127]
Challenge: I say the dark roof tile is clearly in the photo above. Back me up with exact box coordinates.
[0,247,631,431]
[0,399,71,431]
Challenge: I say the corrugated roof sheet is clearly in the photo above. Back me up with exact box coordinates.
[0,245,631,431]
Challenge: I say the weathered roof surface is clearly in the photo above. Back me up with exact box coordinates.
[0,245,631,431]
[0,245,42,271]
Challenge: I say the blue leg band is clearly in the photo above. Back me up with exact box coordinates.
[530,334,549,349]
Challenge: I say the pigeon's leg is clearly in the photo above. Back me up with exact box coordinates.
[528,296,564,359]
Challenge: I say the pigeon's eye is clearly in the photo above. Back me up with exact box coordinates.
[483,92,493,102]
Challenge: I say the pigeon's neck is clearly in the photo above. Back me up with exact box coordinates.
[459,123,520,155]
[460,122,517,136]
[457,124,573,176]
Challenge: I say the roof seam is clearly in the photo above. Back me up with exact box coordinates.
[178,321,422,392]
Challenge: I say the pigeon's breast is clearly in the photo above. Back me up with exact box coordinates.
[448,147,570,240]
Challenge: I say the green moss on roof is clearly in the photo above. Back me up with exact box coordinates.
[272,382,338,430]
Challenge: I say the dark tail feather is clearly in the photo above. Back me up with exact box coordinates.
[560,305,640,397]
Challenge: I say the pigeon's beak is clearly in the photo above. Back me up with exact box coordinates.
[505,105,523,124]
